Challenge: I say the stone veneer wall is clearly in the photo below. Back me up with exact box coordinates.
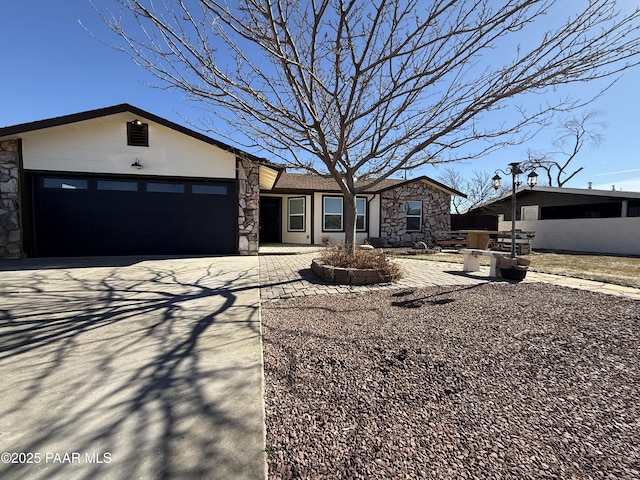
[380,181,451,247]
[237,158,260,255]
[0,140,23,259]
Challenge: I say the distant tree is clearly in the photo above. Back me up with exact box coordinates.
[96,0,640,253]
[524,111,605,187]
[438,168,495,214]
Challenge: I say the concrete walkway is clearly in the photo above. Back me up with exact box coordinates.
[0,256,265,480]
[259,245,640,301]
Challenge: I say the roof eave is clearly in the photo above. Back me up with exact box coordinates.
[373,175,466,198]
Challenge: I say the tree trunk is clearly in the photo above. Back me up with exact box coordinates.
[343,191,357,256]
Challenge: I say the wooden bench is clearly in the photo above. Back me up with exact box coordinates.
[460,248,511,278]
[494,231,535,255]
[434,231,468,249]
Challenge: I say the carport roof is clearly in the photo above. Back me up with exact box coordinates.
[478,185,640,206]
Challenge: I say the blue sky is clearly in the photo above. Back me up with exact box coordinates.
[2,1,639,192]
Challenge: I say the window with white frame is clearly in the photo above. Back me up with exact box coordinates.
[356,197,367,231]
[323,196,343,231]
[288,197,305,231]
[406,201,422,231]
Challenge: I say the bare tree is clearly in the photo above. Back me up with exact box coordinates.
[94,0,640,252]
[524,111,605,187]
[438,168,495,214]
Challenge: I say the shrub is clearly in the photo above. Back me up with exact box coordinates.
[319,244,403,280]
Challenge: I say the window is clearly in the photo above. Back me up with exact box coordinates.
[323,197,343,231]
[288,197,305,231]
[323,196,367,232]
[127,121,149,147]
[43,178,88,190]
[97,180,138,192]
[192,184,228,195]
[356,198,367,231]
[146,182,184,193]
[406,201,422,231]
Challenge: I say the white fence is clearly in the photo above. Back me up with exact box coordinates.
[498,217,640,256]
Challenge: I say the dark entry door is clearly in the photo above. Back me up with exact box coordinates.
[259,196,281,243]
[31,175,236,257]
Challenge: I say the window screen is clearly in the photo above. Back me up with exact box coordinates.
[323,197,343,231]
[406,201,422,231]
[288,197,305,231]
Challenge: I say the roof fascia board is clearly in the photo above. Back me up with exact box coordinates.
[373,175,466,198]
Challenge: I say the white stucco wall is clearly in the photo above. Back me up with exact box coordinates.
[17,112,236,179]
[280,194,313,244]
[367,195,381,239]
[499,217,640,255]
[312,192,379,245]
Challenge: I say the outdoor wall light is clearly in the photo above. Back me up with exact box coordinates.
[131,119,143,126]
[492,173,502,190]
[492,162,537,258]
[131,159,143,169]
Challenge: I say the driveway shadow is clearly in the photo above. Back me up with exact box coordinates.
[0,257,264,480]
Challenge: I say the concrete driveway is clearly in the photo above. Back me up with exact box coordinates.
[0,256,265,480]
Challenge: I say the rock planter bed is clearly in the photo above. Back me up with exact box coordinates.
[311,258,398,285]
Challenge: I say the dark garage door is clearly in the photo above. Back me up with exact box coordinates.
[31,175,237,257]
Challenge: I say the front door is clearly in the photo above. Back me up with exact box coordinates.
[259,197,282,243]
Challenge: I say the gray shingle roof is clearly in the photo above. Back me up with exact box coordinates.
[270,172,465,196]
[270,173,400,192]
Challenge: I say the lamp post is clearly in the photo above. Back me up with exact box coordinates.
[492,162,538,258]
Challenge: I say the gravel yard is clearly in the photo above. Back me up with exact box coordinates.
[262,283,640,479]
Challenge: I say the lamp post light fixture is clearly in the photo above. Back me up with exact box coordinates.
[492,162,538,258]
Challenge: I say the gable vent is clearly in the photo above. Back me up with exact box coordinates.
[127,121,149,147]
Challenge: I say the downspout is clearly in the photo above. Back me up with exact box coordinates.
[310,194,315,244]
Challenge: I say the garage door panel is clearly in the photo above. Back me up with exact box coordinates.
[31,175,237,257]
[34,181,94,257]
[142,187,189,254]
[186,186,236,253]
[93,189,146,255]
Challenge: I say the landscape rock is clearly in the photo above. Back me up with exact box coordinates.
[262,283,640,479]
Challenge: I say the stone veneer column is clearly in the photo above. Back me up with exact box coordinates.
[0,140,23,259]
[237,158,260,255]
[380,181,451,247]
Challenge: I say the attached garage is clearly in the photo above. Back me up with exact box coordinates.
[0,104,282,259]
